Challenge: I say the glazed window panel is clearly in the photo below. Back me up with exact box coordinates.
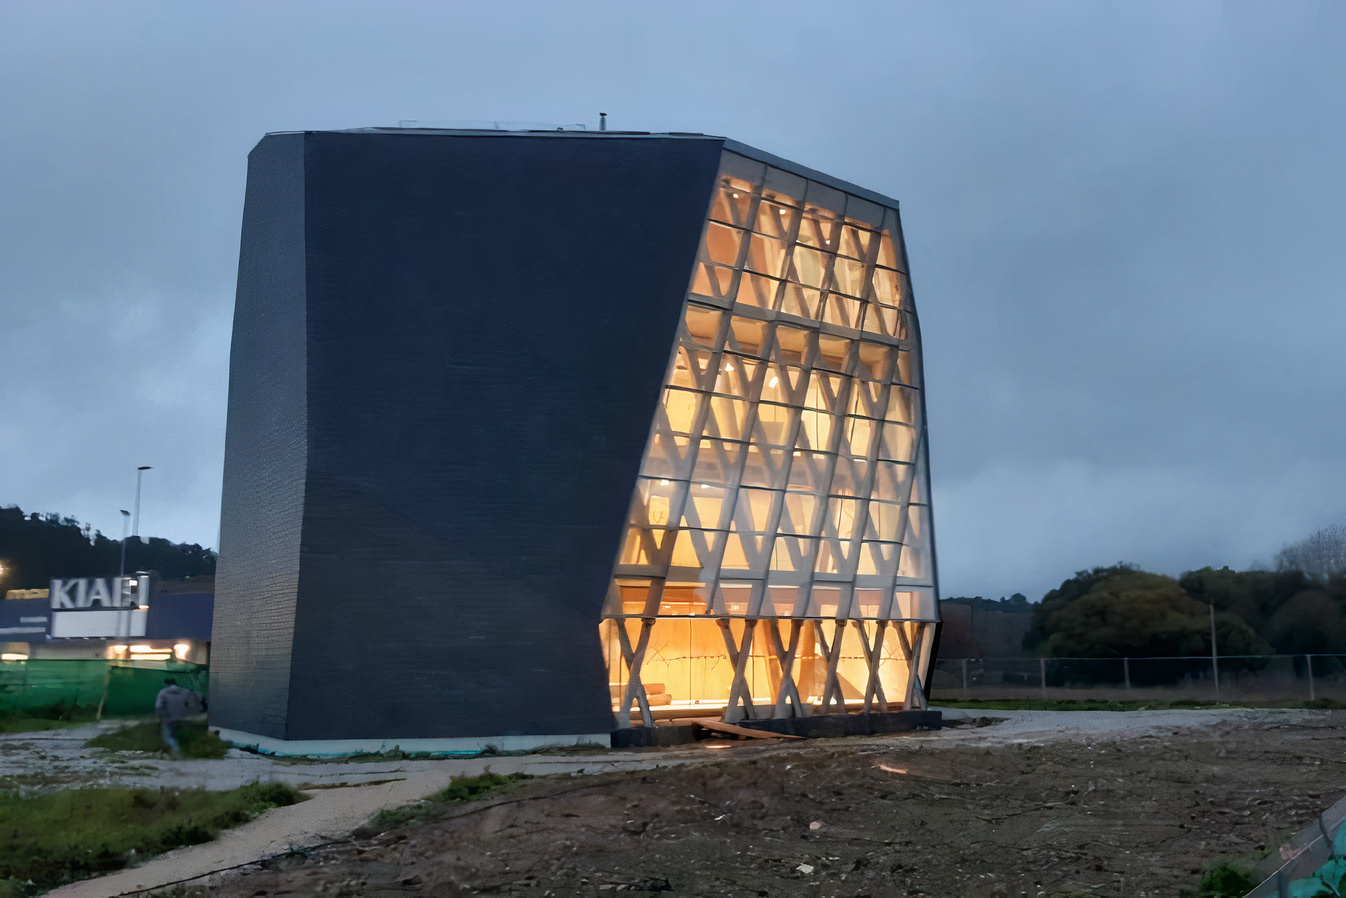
[740,445,790,489]
[761,363,806,405]
[797,210,840,249]
[682,484,733,531]
[866,500,904,542]
[669,346,714,390]
[876,229,900,269]
[791,245,831,290]
[692,439,744,486]
[683,305,724,348]
[771,536,818,574]
[731,487,776,533]
[831,257,869,296]
[778,491,821,535]
[778,283,823,321]
[632,477,687,528]
[727,316,770,357]
[861,303,900,339]
[713,353,757,398]
[736,273,780,309]
[756,200,798,239]
[704,222,745,267]
[871,461,911,503]
[856,343,893,382]
[639,433,694,480]
[830,455,868,497]
[773,325,814,364]
[871,267,901,307]
[706,396,751,441]
[745,233,787,277]
[822,295,864,330]
[787,451,833,491]
[710,180,757,227]
[878,422,916,462]
[661,388,703,435]
[838,225,873,260]
[751,402,797,447]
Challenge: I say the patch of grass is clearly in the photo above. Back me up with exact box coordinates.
[937,697,1346,712]
[0,781,305,894]
[938,698,1254,712]
[86,720,229,759]
[0,703,99,733]
[355,771,531,837]
[1178,860,1261,897]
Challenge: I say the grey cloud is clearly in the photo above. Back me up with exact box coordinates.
[2,1,1343,600]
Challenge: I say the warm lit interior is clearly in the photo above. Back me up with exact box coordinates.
[602,153,939,724]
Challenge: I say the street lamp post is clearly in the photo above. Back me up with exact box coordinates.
[1209,599,1221,702]
[132,466,152,542]
[118,510,131,579]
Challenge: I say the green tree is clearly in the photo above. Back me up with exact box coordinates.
[0,506,215,590]
[1025,565,1271,662]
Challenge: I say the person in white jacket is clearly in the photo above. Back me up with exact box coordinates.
[154,678,204,757]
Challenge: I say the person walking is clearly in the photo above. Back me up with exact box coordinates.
[154,677,204,757]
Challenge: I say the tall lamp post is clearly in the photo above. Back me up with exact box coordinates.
[117,510,132,644]
[132,466,152,543]
[118,510,131,579]
[1209,598,1221,702]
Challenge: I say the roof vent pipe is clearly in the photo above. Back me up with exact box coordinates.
[599,112,607,132]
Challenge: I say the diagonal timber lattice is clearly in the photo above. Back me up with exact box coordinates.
[602,151,939,727]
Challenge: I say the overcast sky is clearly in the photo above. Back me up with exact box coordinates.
[2,1,1343,601]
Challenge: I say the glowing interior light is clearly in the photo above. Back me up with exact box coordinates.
[700,483,711,489]
[724,363,734,372]
[659,479,670,485]
[768,376,779,388]
[111,645,128,652]
[731,192,739,198]
[793,451,802,457]
[0,653,27,662]
[129,644,153,653]
[173,643,190,659]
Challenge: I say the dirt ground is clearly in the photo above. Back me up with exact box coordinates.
[126,710,1346,898]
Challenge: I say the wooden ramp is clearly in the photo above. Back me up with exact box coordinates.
[676,717,803,740]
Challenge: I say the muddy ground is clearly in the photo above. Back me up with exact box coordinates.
[141,711,1346,898]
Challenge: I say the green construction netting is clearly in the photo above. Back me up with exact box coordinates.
[0,660,208,717]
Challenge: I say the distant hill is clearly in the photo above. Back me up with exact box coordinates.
[942,593,1034,613]
[0,505,215,590]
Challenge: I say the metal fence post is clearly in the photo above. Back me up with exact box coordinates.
[961,658,968,692]
[1308,654,1316,702]
[1039,657,1047,700]
[1123,657,1131,690]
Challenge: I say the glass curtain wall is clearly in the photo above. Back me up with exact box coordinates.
[602,152,938,725]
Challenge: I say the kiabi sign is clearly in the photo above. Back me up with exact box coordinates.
[49,577,148,610]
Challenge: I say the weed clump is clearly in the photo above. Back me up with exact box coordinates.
[86,720,229,759]
[0,781,305,893]
[0,702,98,733]
[1185,860,1259,897]
[356,771,530,837]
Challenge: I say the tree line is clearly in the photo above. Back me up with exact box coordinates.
[1025,524,1346,661]
[0,505,216,591]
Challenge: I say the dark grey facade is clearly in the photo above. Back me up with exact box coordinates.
[213,129,725,744]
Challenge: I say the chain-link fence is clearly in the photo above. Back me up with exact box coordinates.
[0,659,208,717]
[930,655,1346,704]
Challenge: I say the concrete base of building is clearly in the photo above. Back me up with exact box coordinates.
[735,710,943,738]
[215,727,612,758]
